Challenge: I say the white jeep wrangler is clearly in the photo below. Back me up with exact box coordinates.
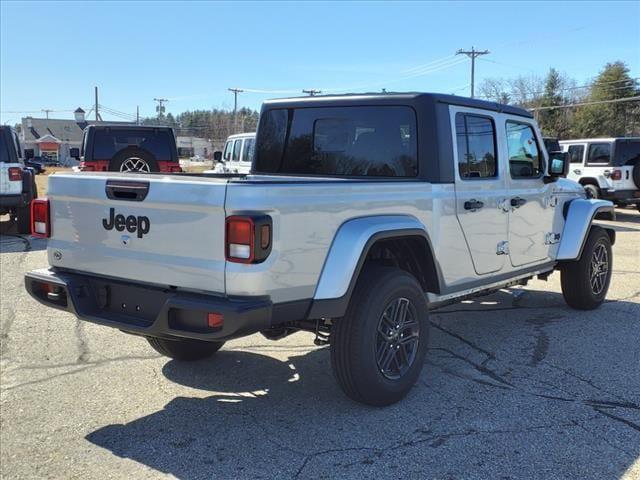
[561,137,640,210]
[26,93,615,406]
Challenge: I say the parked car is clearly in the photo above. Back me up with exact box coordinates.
[72,125,182,173]
[207,132,255,174]
[561,137,640,210]
[25,158,45,174]
[26,93,615,406]
[0,126,37,233]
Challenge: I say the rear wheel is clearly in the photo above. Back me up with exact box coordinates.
[561,226,612,310]
[146,337,225,361]
[583,184,599,199]
[330,266,429,406]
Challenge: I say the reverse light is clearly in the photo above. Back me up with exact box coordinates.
[611,169,622,181]
[225,215,272,264]
[8,167,23,181]
[31,198,51,238]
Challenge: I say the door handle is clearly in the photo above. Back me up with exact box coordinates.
[510,197,527,208]
[464,199,484,211]
[573,169,582,175]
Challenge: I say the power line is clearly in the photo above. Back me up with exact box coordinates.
[456,47,490,98]
[528,95,640,111]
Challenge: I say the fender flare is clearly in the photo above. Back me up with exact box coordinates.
[556,199,616,261]
[307,215,441,319]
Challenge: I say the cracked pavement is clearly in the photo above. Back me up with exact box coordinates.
[1,209,639,480]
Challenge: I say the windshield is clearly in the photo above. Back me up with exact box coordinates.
[613,139,640,166]
[92,129,175,160]
[254,106,418,177]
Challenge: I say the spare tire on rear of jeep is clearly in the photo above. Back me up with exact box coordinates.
[633,161,640,189]
[109,146,159,173]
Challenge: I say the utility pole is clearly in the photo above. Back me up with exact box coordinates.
[136,105,140,125]
[228,88,243,133]
[455,47,490,98]
[302,89,322,96]
[94,86,102,121]
[153,98,168,121]
[41,109,52,119]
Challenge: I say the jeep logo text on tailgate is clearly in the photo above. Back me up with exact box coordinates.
[102,208,150,238]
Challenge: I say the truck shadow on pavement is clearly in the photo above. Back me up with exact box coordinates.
[86,289,640,479]
[0,220,47,253]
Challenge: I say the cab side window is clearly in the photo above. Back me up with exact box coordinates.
[587,143,611,164]
[455,113,497,179]
[232,139,242,162]
[242,138,255,163]
[506,122,542,178]
[568,145,584,164]
[222,141,233,161]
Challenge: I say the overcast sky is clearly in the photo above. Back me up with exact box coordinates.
[1,0,639,124]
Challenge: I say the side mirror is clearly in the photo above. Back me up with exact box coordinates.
[69,147,80,159]
[547,151,569,179]
[213,151,222,162]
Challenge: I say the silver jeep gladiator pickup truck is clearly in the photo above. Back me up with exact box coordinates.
[26,93,615,406]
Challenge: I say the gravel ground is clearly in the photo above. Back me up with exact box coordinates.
[1,209,639,480]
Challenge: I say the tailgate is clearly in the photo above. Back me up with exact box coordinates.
[47,173,228,294]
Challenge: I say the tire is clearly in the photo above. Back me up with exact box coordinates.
[561,226,612,310]
[15,205,31,234]
[146,337,225,361]
[583,184,599,199]
[330,266,430,406]
[632,162,640,189]
[109,147,159,173]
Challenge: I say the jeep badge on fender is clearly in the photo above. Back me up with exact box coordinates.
[102,208,150,238]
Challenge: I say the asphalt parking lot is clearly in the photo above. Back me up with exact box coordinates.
[1,209,639,480]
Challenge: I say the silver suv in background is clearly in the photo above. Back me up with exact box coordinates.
[562,137,640,210]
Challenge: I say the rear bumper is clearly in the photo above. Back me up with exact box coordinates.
[24,268,272,342]
[601,189,640,203]
[0,193,29,209]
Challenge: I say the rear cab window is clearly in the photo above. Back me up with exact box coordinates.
[232,139,242,162]
[254,106,418,177]
[506,122,543,178]
[92,129,174,161]
[222,141,233,161]
[613,140,640,166]
[587,143,611,165]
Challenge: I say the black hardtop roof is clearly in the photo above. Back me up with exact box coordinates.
[87,124,174,131]
[263,92,533,118]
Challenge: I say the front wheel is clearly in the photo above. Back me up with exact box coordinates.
[330,266,430,406]
[560,226,612,310]
[146,337,225,361]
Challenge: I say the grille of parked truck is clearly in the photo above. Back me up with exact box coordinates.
[25,93,616,406]
[73,125,182,173]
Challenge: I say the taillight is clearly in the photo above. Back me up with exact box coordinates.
[8,167,23,181]
[170,165,182,173]
[31,198,51,238]
[611,169,622,181]
[225,215,272,264]
[80,163,95,171]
